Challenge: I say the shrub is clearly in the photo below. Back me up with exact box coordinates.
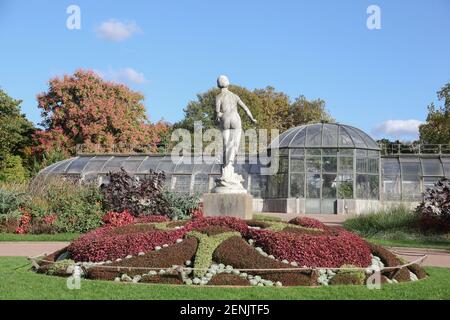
[288,217,327,230]
[252,227,372,268]
[101,168,168,217]
[417,178,450,233]
[162,189,200,220]
[0,188,23,217]
[135,215,169,223]
[102,210,134,227]
[343,206,418,237]
[186,217,249,236]
[47,259,74,276]
[0,155,28,183]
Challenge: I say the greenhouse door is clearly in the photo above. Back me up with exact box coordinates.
[305,199,337,214]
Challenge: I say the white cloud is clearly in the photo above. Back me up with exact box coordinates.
[96,19,141,42]
[372,119,424,140]
[95,67,147,85]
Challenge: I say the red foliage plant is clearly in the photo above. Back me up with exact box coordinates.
[252,227,372,268]
[102,210,134,227]
[288,217,326,230]
[134,215,169,223]
[68,225,186,262]
[15,209,32,234]
[186,216,249,235]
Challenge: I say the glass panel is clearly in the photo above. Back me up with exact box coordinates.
[369,175,379,199]
[268,174,288,198]
[337,174,353,199]
[338,157,353,173]
[356,157,367,173]
[382,158,400,175]
[192,174,209,193]
[322,157,337,172]
[306,157,321,173]
[291,149,305,156]
[290,127,306,147]
[338,149,354,156]
[423,177,439,191]
[356,174,369,199]
[103,157,128,172]
[421,158,443,176]
[356,149,367,156]
[401,162,421,175]
[306,149,321,156]
[402,175,421,200]
[82,156,111,173]
[343,127,366,148]
[51,159,75,173]
[339,129,354,147]
[121,160,144,173]
[322,174,337,198]
[444,162,450,178]
[278,157,289,173]
[66,157,91,173]
[321,200,336,214]
[290,173,305,197]
[323,148,338,155]
[306,173,321,198]
[368,158,379,174]
[290,158,304,172]
[250,174,263,198]
[305,124,322,146]
[138,158,163,173]
[368,150,379,157]
[322,124,338,147]
[172,175,191,192]
[382,175,401,200]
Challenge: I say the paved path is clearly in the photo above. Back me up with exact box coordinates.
[0,242,69,257]
[389,247,450,268]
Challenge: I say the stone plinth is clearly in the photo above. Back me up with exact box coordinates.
[203,193,253,220]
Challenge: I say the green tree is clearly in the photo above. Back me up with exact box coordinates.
[419,83,450,145]
[288,95,334,127]
[0,88,35,162]
[0,155,28,183]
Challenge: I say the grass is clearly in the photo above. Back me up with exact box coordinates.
[253,214,282,222]
[0,257,449,300]
[343,206,450,250]
[0,233,79,242]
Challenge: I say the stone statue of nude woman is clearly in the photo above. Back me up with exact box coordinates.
[213,75,257,193]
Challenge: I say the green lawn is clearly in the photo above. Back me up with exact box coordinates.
[0,257,449,300]
[367,238,450,250]
[0,233,79,242]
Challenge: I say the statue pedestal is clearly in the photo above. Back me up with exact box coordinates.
[203,193,253,220]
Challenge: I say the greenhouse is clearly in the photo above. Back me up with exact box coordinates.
[35,122,450,215]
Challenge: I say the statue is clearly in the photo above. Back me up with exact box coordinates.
[213,75,257,193]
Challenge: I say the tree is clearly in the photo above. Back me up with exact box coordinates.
[175,85,331,133]
[288,95,334,127]
[0,88,35,162]
[419,83,450,145]
[33,70,168,158]
[0,155,27,183]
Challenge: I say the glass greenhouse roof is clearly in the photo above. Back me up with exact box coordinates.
[269,123,380,150]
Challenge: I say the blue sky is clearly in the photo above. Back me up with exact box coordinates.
[0,0,449,141]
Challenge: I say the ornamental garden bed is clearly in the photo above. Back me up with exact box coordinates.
[33,214,427,287]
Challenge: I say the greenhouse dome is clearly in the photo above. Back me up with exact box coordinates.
[267,123,381,213]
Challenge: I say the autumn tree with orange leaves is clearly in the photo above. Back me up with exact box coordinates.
[33,70,168,159]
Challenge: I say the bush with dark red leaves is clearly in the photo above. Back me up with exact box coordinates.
[288,217,327,230]
[186,216,249,236]
[102,210,134,227]
[252,228,372,268]
[68,225,186,262]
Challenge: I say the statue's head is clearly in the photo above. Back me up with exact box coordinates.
[217,75,230,88]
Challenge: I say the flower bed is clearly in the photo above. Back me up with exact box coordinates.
[39,216,426,287]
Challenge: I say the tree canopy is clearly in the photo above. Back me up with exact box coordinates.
[33,69,168,157]
[419,83,450,145]
[175,85,333,134]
